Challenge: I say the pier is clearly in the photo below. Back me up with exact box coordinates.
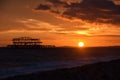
[7,37,55,48]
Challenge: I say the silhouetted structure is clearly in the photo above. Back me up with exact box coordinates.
[12,37,42,46]
[7,37,55,48]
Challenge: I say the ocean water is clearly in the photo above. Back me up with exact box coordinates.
[0,56,120,78]
[0,47,120,78]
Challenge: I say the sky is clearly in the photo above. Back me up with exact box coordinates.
[0,0,120,47]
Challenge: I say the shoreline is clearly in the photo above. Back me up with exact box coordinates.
[1,58,120,80]
[0,47,120,80]
[0,56,120,79]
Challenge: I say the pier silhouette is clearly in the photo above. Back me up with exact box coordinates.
[7,37,55,48]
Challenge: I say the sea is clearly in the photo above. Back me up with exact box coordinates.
[0,47,120,78]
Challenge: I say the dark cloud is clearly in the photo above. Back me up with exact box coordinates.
[36,4,50,10]
[92,35,120,37]
[0,0,7,10]
[35,0,120,25]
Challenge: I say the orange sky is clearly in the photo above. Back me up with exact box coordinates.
[0,0,120,47]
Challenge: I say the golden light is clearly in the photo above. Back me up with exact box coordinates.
[78,42,85,47]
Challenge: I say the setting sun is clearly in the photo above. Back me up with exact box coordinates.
[78,42,85,47]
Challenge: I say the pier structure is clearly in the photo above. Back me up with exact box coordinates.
[7,37,55,48]
[12,37,42,46]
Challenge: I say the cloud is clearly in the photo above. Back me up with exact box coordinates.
[113,0,120,5]
[18,19,70,33]
[36,4,50,10]
[0,0,7,9]
[95,35,120,37]
[35,0,120,25]
[18,18,90,35]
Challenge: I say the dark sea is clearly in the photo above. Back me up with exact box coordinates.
[0,47,120,78]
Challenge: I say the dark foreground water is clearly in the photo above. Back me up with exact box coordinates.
[0,47,120,78]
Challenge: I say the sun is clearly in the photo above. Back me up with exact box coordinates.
[78,42,85,47]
